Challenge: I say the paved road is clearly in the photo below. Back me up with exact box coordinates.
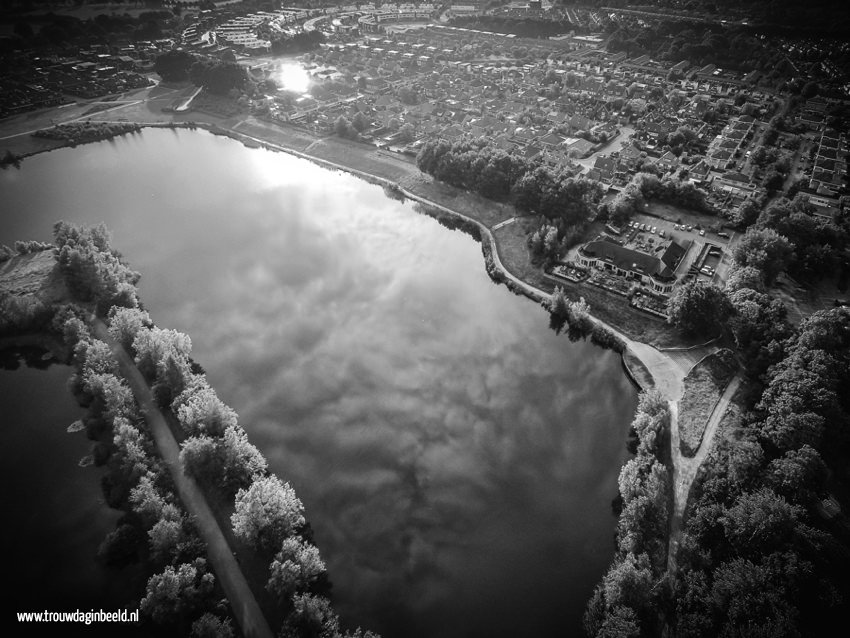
[91,319,274,638]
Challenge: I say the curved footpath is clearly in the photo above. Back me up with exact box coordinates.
[90,319,274,638]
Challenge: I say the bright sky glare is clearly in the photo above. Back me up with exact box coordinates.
[275,63,310,93]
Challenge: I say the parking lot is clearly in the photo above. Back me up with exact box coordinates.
[624,214,737,286]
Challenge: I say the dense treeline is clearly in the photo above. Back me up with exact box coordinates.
[417,137,603,264]
[270,30,325,56]
[154,50,249,96]
[731,195,848,284]
[605,172,714,227]
[672,307,850,637]
[584,390,671,637]
[33,121,142,146]
[54,302,223,633]
[448,15,575,39]
[53,221,141,314]
[417,137,602,218]
[3,9,180,52]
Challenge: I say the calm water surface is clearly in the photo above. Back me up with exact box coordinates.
[0,129,637,637]
[0,362,145,633]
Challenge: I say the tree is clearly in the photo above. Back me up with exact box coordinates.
[602,552,654,611]
[728,288,791,374]
[149,517,185,563]
[154,50,197,82]
[80,338,119,378]
[219,426,267,493]
[767,445,827,504]
[334,115,357,140]
[53,221,141,312]
[721,488,803,554]
[762,170,785,193]
[108,306,152,352]
[201,62,248,96]
[279,593,339,638]
[597,606,641,638]
[801,81,819,99]
[725,265,765,293]
[191,614,234,638]
[181,426,267,496]
[132,326,192,383]
[666,280,733,336]
[267,536,326,599]
[175,380,238,437]
[397,123,415,144]
[129,473,181,529]
[231,476,305,551]
[732,197,762,229]
[83,372,137,425]
[113,416,153,482]
[140,559,215,625]
[351,111,369,133]
[710,554,803,637]
[181,435,219,487]
[97,523,143,568]
[732,228,794,285]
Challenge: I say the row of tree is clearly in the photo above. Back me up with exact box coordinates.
[47,222,372,636]
[53,302,226,633]
[416,137,603,228]
[104,255,375,635]
[584,390,672,637]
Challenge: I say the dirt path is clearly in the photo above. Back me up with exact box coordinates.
[90,319,274,638]
[666,373,743,573]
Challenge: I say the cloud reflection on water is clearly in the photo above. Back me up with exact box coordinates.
[0,130,637,638]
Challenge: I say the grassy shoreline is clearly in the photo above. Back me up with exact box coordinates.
[1,106,696,351]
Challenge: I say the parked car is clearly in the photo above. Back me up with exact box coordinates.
[660,230,666,238]
[700,229,706,236]
[687,225,694,231]
[718,231,730,238]
[652,226,657,234]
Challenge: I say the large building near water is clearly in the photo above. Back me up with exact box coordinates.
[577,237,686,294]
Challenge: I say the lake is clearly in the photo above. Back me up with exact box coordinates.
[0,128,637,637]
[0,359,146,635]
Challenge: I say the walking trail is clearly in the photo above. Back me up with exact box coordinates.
[667,374,743,574]
[91,318,274,638]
